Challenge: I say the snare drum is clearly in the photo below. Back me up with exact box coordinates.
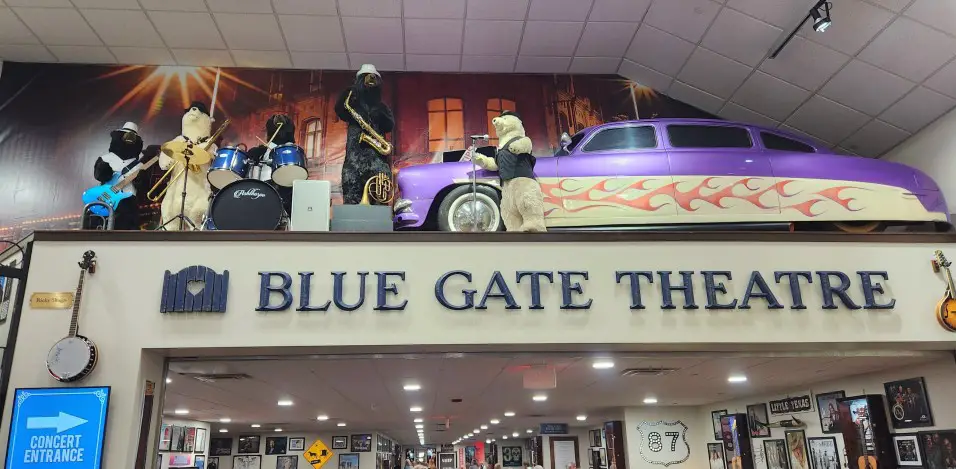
[208,147,251,189]
[271,143,308,187]
[209,179,284,230]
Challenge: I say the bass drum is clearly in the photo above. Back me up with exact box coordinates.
[209,179,284,230]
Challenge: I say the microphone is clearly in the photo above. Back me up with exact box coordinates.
[471,134,490,140]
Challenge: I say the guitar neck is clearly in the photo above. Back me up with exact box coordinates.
[945,267,956,297]
[110,156,159,191]
[68,270,85,337]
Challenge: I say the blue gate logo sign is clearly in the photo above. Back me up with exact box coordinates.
[161,265,229,313]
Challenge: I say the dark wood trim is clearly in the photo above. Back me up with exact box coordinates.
[31,230,956,244]
[0,240,32,426]
[548,436,580,469]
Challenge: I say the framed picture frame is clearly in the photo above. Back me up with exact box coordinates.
[763,439,789,469]
[277,455,298,469]
[711,410,728,441]
[588,429,602,448]
[747,403,771,438]
[209,457,220,469]
[195,455,206,469]
[503,446,523,467]
[159,424,172,451]
[195,428,208,453]
[238,435,261,454]
[210,437,233,456]
[589,448,600,468]
[784,430,809,469]
[706,443,727,469]
[598,448,606,467]
[171,426,185,452]
[169,453,193,467]
[266,437,288,455]
[233,455,262,469]
[815,391,845,434]
[807,437,840,469]
[339,453,360,469]
[351,434,372,452]
[289,438,306,451]
[918,429,956,469]
[184,427,197,452]
[884,377,934,429]
[332,436,348,450]
[893,434,923,467]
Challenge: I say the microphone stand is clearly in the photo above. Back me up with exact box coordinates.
[467,135,489,232]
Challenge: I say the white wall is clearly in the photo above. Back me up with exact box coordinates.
[206,430,381,469]
[157,418,211,469]
[885,107,956,208]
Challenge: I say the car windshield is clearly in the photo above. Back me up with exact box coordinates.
[555,131,586,156]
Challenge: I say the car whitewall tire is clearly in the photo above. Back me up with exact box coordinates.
[437,185,503,232]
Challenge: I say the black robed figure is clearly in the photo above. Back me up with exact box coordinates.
[335,63,395,205]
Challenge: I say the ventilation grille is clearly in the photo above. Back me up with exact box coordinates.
[184,373,253,383]
[620,367,677,377]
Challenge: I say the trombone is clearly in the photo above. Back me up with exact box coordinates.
[146,163,185,202]
[147,119,230,202]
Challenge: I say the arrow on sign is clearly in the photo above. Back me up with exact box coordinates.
[26,412,88,433]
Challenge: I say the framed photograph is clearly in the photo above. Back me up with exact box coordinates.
[706,443,727,469]
[711,410,728,440]
[266,437,288,455]
[156,454,162,469]
[184,427,197,452]
[159,424,172,451]
[785,430,809,469]
[918,429,956,469]
[589,448,600,468]
[210,437,233,456]
[289,438,306,451]
[599,448,606,467]
[171,426,185,451]
[234,455,262,469]
[747,403,771,438]
[238,435,261,454]
[332,436,348,450]
[340,453,360,469]
[277,455,298,469]
[589,429,603,448]
[351,434,372,452]
[807,437,840,469]
[209,457,220,469]
[894,434,923,467]
[815,391,846,434]
[503,446,523,467]
[885,377,934,429]
[764,439,789,469]
[196,455,206,469]
[195,428,208,453]
[169,454,193,467]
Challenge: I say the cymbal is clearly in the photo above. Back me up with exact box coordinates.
[161,140,213,166]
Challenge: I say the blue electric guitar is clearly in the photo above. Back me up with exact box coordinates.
[82,155,159,216]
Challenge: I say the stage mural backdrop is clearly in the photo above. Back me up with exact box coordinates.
[0,63,711,240]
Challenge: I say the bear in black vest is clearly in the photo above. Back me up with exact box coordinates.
[335,64,394,205]
[89,122,159,230]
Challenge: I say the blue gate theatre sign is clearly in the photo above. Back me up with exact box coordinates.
[5,386,110,469]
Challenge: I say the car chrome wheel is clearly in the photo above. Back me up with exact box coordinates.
[449,193,500,232]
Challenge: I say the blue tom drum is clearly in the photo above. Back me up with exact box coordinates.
[208,146,251,190]
[271,143,308,187]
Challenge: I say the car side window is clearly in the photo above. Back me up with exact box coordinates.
[667,125,752,148]
[582,126,657,152]
[760,132,816,153]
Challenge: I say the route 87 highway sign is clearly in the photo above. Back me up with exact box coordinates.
[636,421,690,467]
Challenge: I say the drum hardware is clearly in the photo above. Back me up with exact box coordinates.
[344,89,393,156]
[155,120,230,231]
[271,143,308,187]
[208,179,285,230]
[208,146,252,190]
[81,202,114,231]
[360,172,394,205]
[251,121,284,183]
[46,251,98,383]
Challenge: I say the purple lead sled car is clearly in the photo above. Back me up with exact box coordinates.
[392,119,949,232]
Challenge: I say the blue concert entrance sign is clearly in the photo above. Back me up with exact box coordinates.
[5,386,110,469]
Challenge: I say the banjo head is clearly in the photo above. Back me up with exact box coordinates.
[47,336,97,382]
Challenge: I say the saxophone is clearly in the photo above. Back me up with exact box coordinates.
[344,89,393,156]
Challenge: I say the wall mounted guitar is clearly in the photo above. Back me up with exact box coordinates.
[931,250,956,332]
[46,250,99,382]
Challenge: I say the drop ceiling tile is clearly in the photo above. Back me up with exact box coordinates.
[520,21,584,56]
[798,0,894,55]
[725,0,815,28]
[348,53,404,70]
[4,0,70,6]
[466,0,529,20]
[841,120,910,156]
[925,60,956,99]
[718,102,780,127]
[625,29,693,81]
[206,0,273,13]
[644,0,722,43]
[528,0,593,21]
[13,8,102,46]
[0,44,56,61]
[569,56,621,74]
[338,0,401,17]
[71,0,141,8]
[405,19,463,55]
[702,8,781,67]
[290,51,349,69]
[279,15,344,52]
[232,49,292,68]
[109,46,176,65]
[858,17,956,83]
[879,86,956,133]
[667,81,724,114]
[575,21,637,57]
[139,0,207,11]
[342,17,403,53]
[758,36,848,90]
[461,55,515,73]
[172,48,235,66]
[272,0,337,15]
[406,54,461,72]
[785,95,869,144]
[149,12,226,49]
[676,48,750,98]
[820,59,915,115]
[588,0,651,22]
[619,59,673,92]
[516,55,571,73]
[779,123,832,147]
[81,9,164,47]
[463,20,523,55]
[404,0,466,18]
[0,8,39,44]
[48,45,116,63]
[731,71,811,121]
[215,13,286,50]
[905,0,956,36]
[868,0,912,12]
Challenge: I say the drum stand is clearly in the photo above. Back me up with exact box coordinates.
[157,154,197,231]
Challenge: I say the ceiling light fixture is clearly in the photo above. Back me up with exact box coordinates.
[166,378,172,384]
[174,409,189,415]
[277,400,293,406]
[219,429,228,433]
[512,432,519,437]
[728,375,748,383]
[532,394,548,402]
[770,0,833,58]
[644,397,659,404]
[410,406,423,412]
[576,415,587,421]
[251,424,261,428]
[480,425,488,430]
[490,419,500,425]
[275,428,283,432]
[414,418,424,423]
[486,439,491,444]
[416,424,424,429]
[318,415,329,421]
[220,418,231,423]
[504,411,515,417]
[503,436,509,440]
[526,429,533,434]
[338,423,347,427]
[592,359,615,369]
[404,383,422,391]
[474,429,480,433]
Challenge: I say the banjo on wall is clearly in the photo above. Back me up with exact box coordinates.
[46,250,99,383]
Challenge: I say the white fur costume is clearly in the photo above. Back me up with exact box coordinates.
[159,107,215,230]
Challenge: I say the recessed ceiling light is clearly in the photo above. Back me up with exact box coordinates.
[275,428,283,432]
[404,383,422,391]
[415,424,424,429]
[526,429,533,434]
[414,418,424,423]
[480,425,488,430]
[533,394,548,402]
[337,423,347,427]
[467,433,473,438]
[504,411,515,417]
[644,397,658,404]
[576,415,587,421]
[474,429,481,434]
[503,436,509,440]
[728,375,748,383]
[592,359,615,369]
[220,418,231,423]
[166,378,172,384]
[410,406,423,412]
[277,400,293,406]
[512,432,519,437]
[251,424,261,428]
[486,439,491,444]
[174,409,189,415]
[219,429,228,433]
[317,415,329,421]
[490,419,500,425]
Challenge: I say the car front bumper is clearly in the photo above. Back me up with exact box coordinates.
[393,197,433,229]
